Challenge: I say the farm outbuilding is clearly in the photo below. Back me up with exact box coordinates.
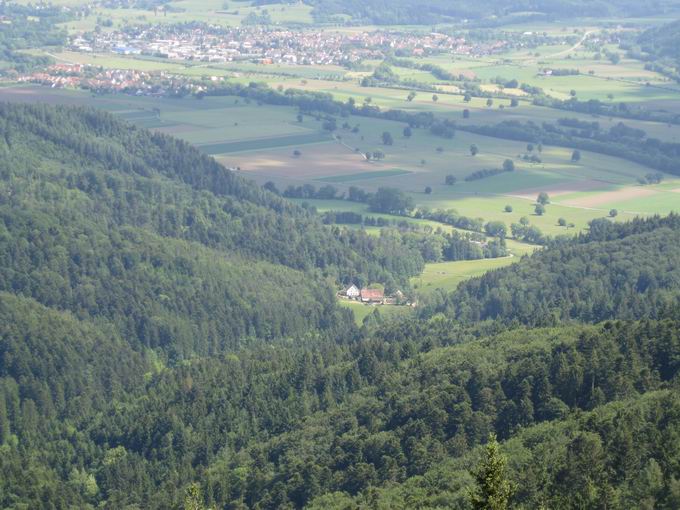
[360,288,385,304]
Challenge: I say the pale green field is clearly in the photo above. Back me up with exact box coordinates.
[411,256,527,297]
[33,51,188,72]
[159,104,315,145]
[583,190,680,214]
[288,198,546,255]
[339,300,413,326]
[416,193,630,236]
[391,68,442,84]
[327,125,656,189]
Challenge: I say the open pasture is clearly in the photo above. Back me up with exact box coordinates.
[558,185,680,214]
[319,169,413,183]
[415,193,632,236]
[125,94,325,148]
[285,198,484,237]
[418,45,680,104]
[0,85,138,109]
[339,300,413,326]
[411,256,526,296]
[561,187,658,208]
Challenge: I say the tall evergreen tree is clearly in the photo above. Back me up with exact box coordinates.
[469,434,515,510]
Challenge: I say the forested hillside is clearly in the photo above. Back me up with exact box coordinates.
[429,214,680,325]
[639,20,680,61]
[0,3,67,72]
[2,103,680,509]
[0,103,428,285]
[307,0,680,24]
[638,20,680,81]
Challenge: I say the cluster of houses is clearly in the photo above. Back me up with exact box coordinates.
[69,24,497,66]
[342,285,407,305]
[16,63,213,96]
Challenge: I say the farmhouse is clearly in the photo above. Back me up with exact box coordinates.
[344,284,360,299]
[361,288,385,304]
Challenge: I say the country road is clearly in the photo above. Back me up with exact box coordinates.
[521,30,595,65]
[547,30,595,59]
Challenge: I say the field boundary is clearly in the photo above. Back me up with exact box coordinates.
[318,168,412,183]
[196,132,333,154]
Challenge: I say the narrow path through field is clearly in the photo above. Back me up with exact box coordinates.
[333,134,368,160]
[44,52,78,64]
[545,30,595,60]
[514,30,595,65]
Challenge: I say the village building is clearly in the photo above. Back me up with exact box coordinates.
[361,288,385,304]
[344,284,360,299]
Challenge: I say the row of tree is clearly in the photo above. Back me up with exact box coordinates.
[460,118,680,176]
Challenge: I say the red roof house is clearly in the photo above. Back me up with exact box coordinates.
[360,288,384,303]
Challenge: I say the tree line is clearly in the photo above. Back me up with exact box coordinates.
[460,118,680,176]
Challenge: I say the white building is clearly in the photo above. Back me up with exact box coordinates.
[345,284,360,299]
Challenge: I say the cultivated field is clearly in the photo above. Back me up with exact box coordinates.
[219,142,398,179]
[3,84,677,238]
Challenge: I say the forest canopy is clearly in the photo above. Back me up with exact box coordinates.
[1,103,680,509]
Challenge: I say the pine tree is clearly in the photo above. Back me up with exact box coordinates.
[185,483,207,510]
[469,434,515,510]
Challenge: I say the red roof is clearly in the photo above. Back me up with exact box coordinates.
[361,288,384,300]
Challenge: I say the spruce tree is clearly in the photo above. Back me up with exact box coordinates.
[469,434,515,510]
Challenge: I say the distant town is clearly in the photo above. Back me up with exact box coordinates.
[2,11,587,97]
[70,24,506,66]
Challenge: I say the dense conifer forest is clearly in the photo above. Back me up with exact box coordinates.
[307,0,680,24]
[1,103,679,509]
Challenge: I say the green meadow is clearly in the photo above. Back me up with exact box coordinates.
[412,256,524,296]
[339,300,413,326]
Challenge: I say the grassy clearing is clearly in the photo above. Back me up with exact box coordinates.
[412,256,524,296]
[339,300,413,326]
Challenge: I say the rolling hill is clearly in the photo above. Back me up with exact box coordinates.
[1,103,680,509]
